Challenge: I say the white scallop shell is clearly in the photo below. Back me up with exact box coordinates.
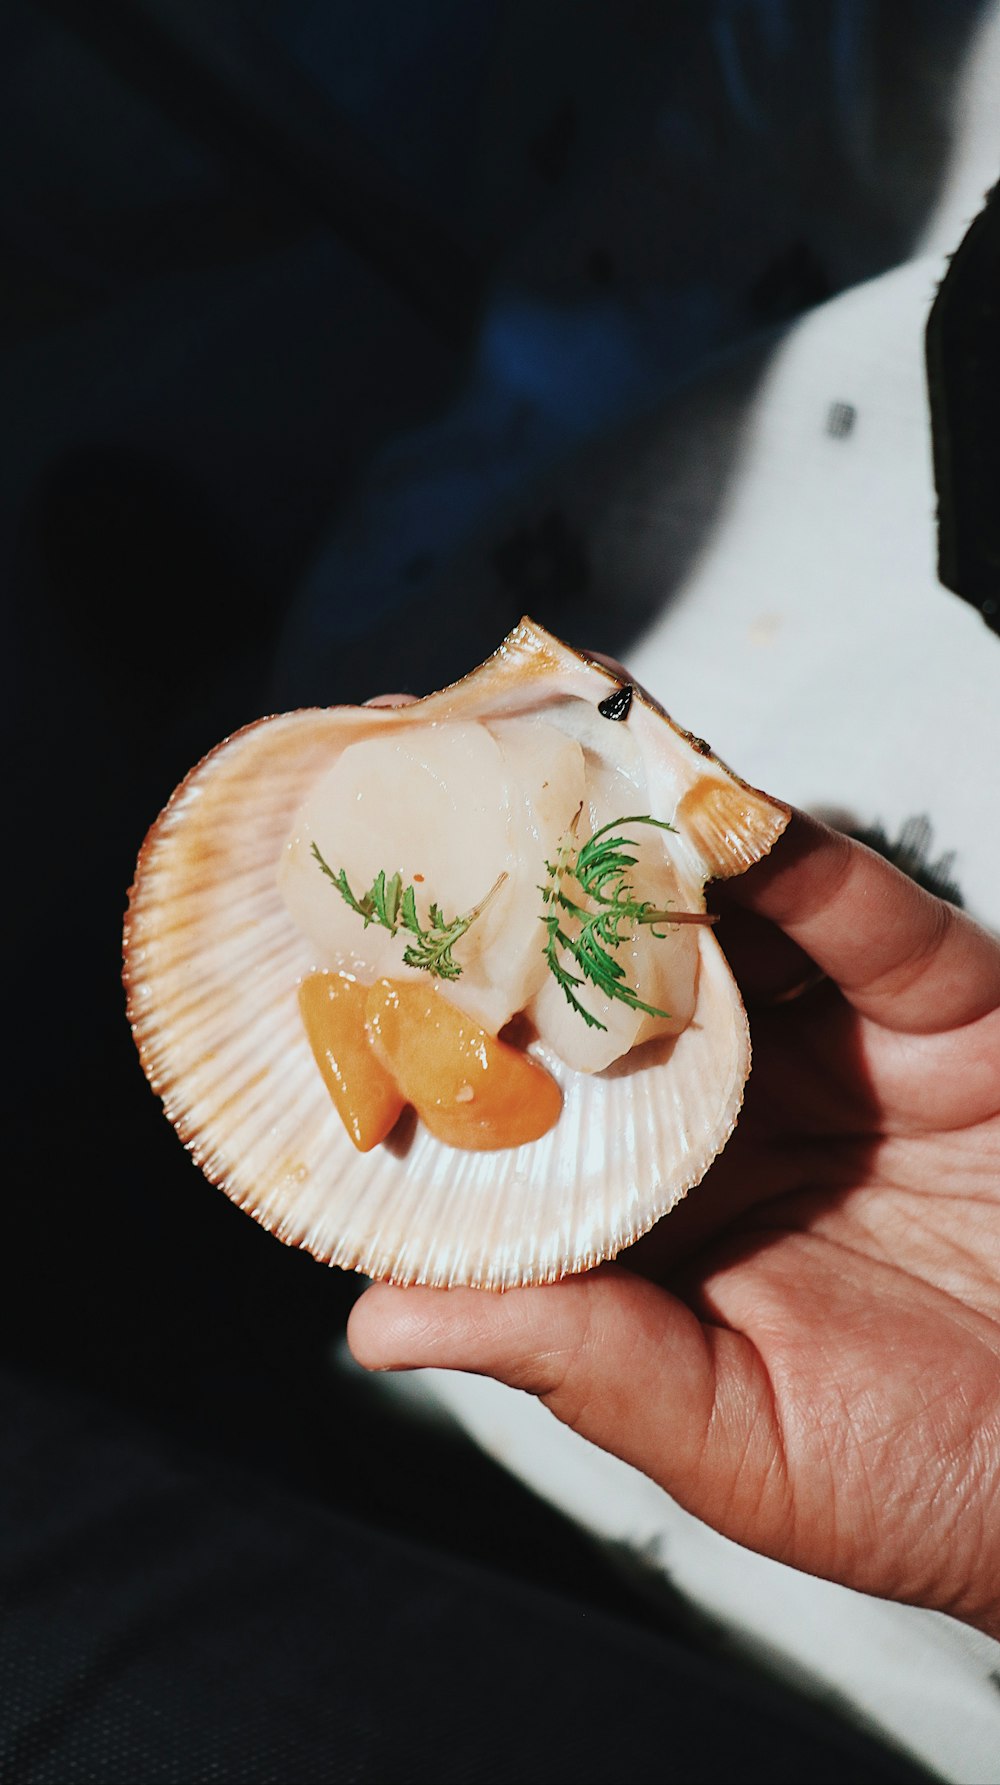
[123,617,789,1288]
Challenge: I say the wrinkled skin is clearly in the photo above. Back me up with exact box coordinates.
[350,680,1000,1641]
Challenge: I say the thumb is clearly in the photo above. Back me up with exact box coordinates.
[346,1267,784,1550]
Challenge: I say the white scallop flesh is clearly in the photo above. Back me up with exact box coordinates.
[277,717,586,1038]
[514,700,699,1073]
[277,705,698,1070]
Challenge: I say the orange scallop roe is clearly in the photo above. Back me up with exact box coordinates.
[299,973,562,1152]
[365,978,562,1151]
[298,972,405,1152]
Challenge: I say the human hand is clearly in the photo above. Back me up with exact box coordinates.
[349,695,1000,1641]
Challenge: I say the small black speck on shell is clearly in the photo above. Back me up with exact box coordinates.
[597,683,633,722]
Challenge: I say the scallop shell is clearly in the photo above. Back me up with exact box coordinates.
[123,617,789,1289]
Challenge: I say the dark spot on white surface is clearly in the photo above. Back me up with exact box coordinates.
[826,401,857,438]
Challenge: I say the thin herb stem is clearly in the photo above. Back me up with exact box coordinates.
[312,842,506,981]
[539,812,712,1031]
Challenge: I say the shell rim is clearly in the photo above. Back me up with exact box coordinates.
[121,614,788,1289]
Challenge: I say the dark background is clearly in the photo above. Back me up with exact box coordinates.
[1,4,989,1778]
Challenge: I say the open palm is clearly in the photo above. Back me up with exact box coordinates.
[350,802,1000,1640]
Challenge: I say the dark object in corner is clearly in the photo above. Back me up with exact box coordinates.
[598,683,634,722]
[925,178,1000,636]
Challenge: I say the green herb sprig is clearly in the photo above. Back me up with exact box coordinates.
[312,812,714,1025]
[311,843,506,981]
[539,810,716,1032]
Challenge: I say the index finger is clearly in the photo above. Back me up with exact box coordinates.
[724,809,1000,1034]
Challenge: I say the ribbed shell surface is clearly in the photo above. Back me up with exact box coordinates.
[123,618,790,1287]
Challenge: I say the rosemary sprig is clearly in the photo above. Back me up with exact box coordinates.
[539,810,716,1032]
[311,843,506,981]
